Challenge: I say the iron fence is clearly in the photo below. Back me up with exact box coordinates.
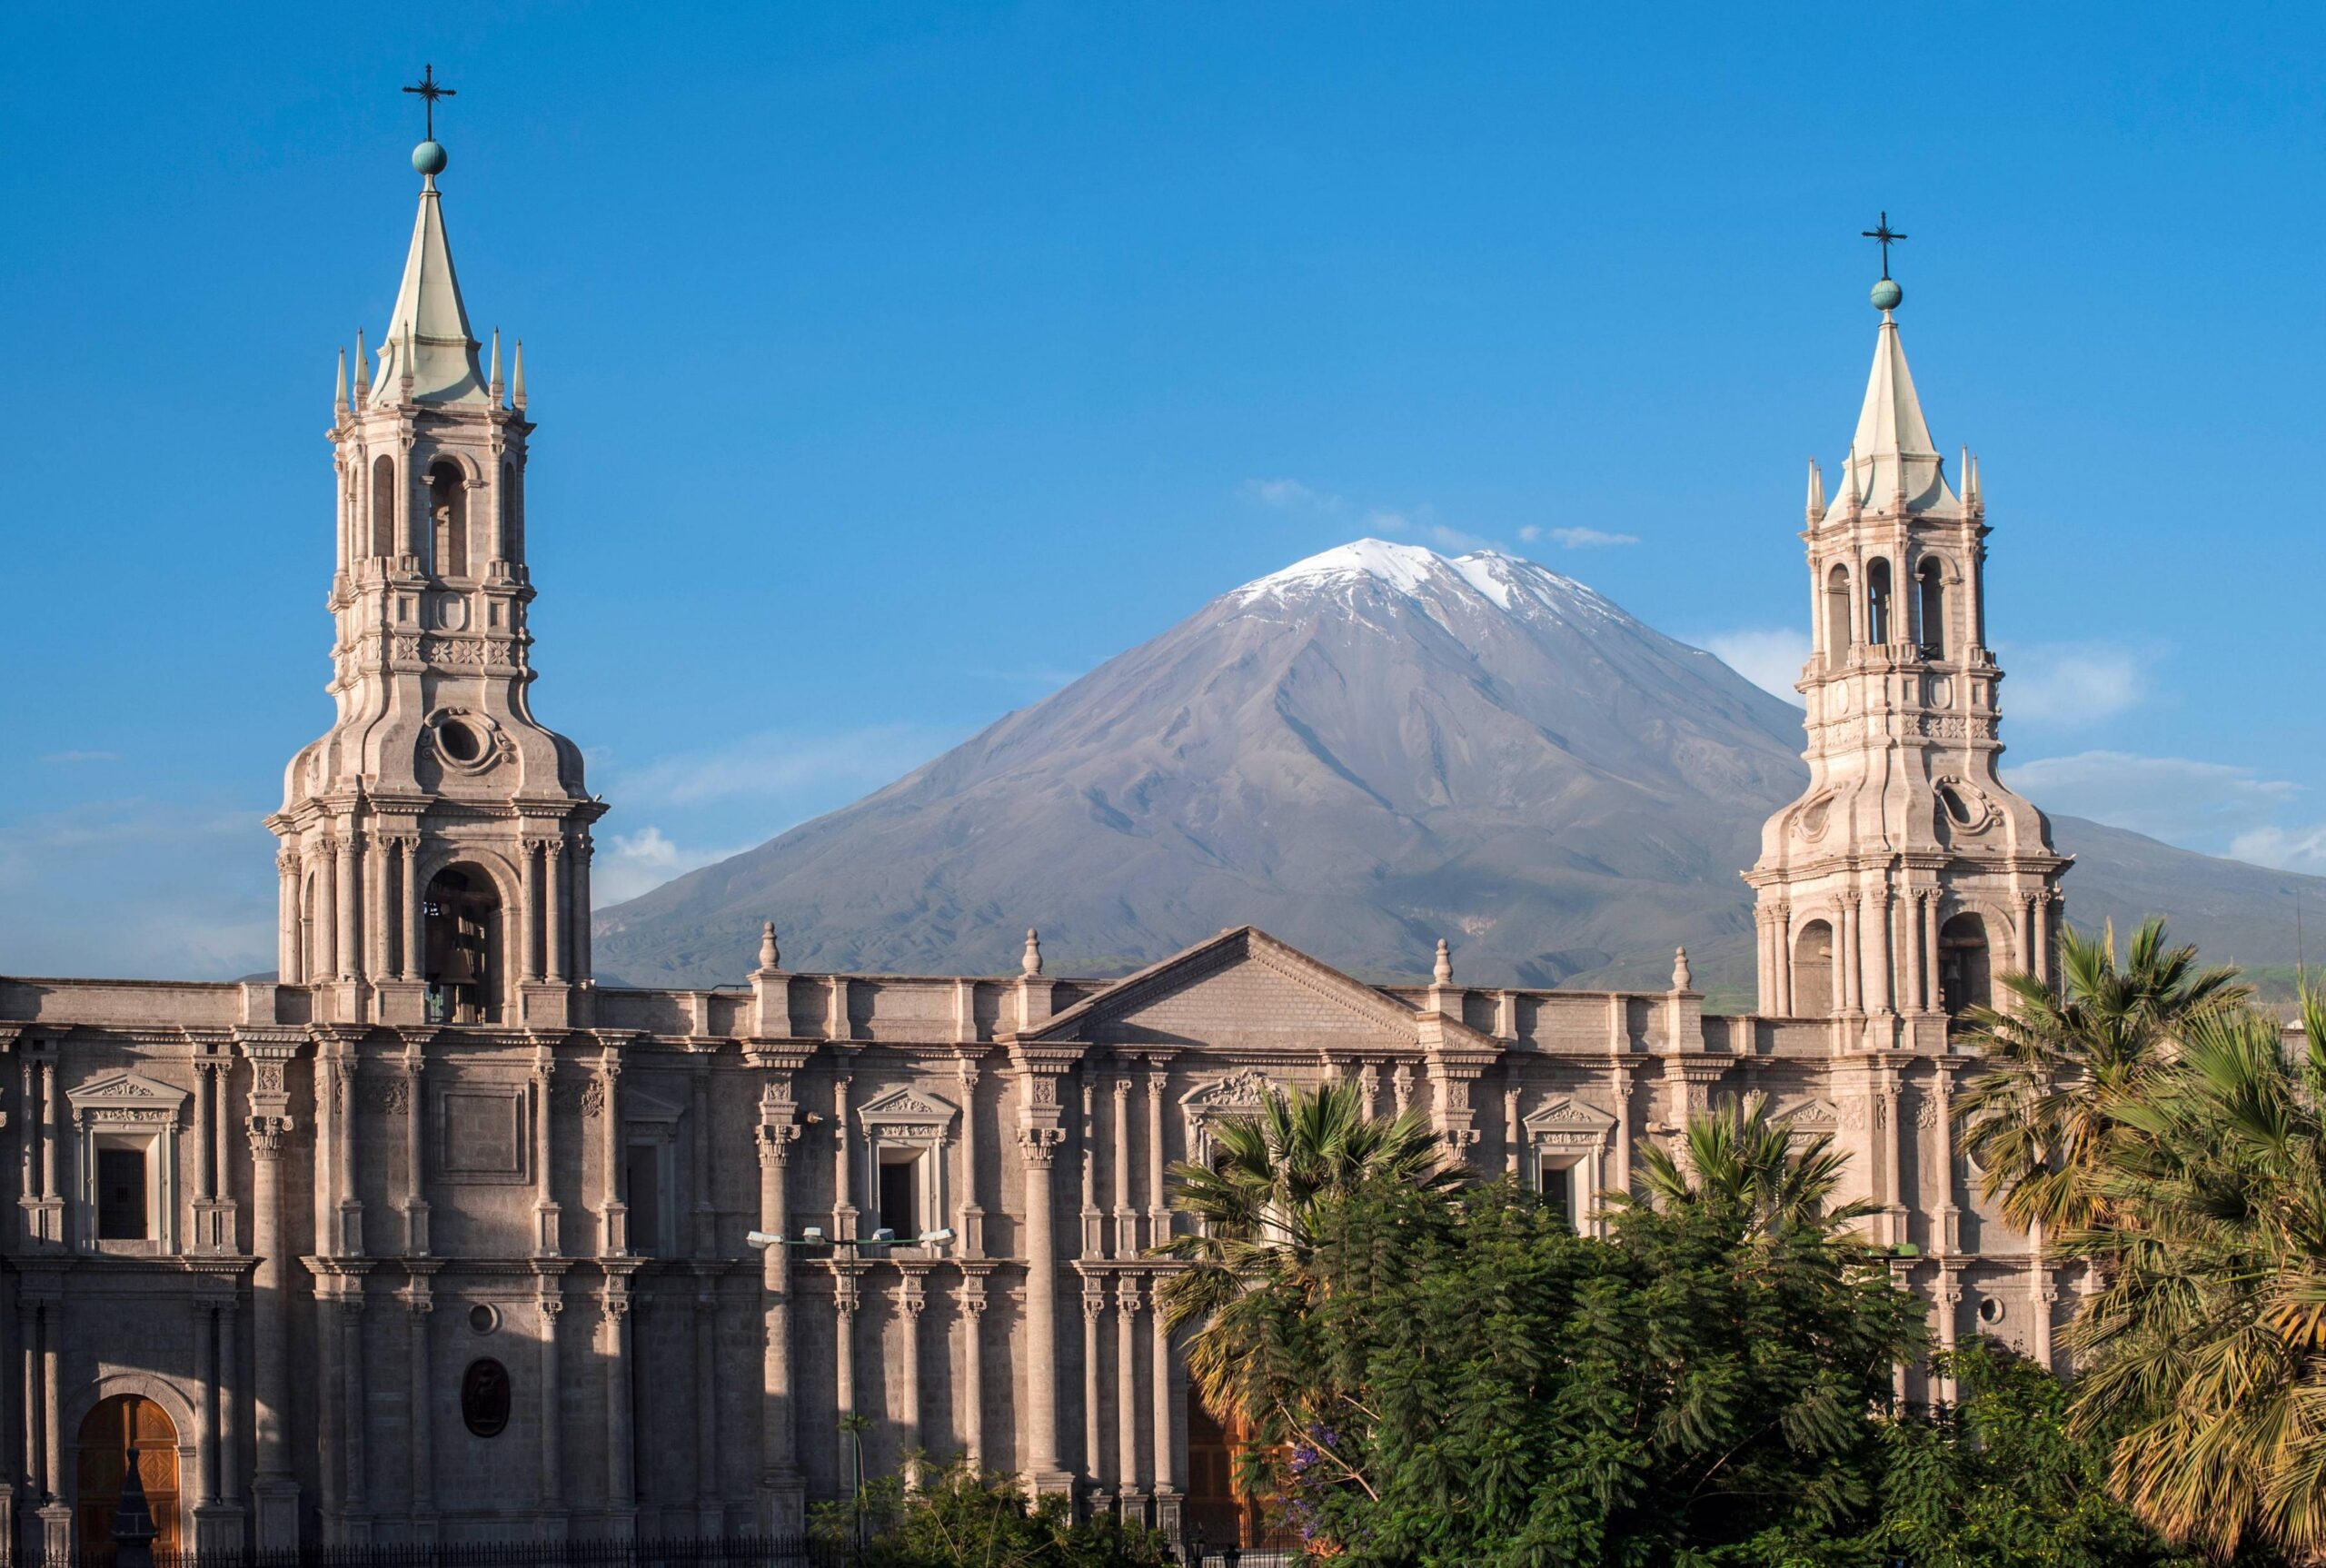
[20,1539,842,1568]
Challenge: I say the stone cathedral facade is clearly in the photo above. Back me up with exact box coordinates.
[1,144,2070,1559]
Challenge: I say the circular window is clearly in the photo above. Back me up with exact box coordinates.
[1976,1296,2005,1326]
[437,719,483,763]
[467,1303,499,1335]
[461,1357,512,1438]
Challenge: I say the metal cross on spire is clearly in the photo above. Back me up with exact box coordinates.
[1861,212,1907,279]
[403,64,457,141]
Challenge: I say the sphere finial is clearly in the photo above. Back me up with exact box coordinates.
[1870,276,1903,312]
[413,139,449,178]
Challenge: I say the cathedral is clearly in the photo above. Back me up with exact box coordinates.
[0,134,2068,1558]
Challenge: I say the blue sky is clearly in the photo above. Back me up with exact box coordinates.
[3,3,2321,978]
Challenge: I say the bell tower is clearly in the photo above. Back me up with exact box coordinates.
[1746,257,2067,1047]
[269,125,602,1029]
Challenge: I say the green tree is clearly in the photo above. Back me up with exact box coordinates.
[1634,1092,1867,1237]
[810,1458,1174,1568]
[1232,1155,1923,1563]
[1954,917,2247,1236]
[1148,1077,1463,1431]
[1860,1339,2202,1568]
[2067,988,2326,1562]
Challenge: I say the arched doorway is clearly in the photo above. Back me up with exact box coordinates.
[75,1395,180,1553]
[1938,912,1993,1016]
[1792,920,1836,1017]
[423,866,502,1024]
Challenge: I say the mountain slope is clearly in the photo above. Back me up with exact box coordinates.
[594,541,2322,997]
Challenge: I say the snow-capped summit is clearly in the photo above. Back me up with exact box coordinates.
[1229,538,1625,630]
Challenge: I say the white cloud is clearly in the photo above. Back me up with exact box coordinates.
[591,825,756,906]
[1425,522,1495,552]
[2229,825,2326,876]
[1994,641,2146,725]
[2003,751,2311,856]
[1538,526,1641,548]
[1366,508,1413,534]
[1241,478,1343,513]
[40,749,120,764]
[1695,628,1812,705]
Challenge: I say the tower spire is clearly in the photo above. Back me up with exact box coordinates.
[373,104,487,406]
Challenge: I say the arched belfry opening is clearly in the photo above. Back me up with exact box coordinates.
[423,866,501,1024]
[1916,559,1946,658]
[1938,912,1993,1016]
[76,1394,181,1553]
[1792,919,1836,1017]
[370,453,397,558]
[428,461,468,579]
[502,459,523,562]
[1866,558,1894,646]
[1824,564,1851,663]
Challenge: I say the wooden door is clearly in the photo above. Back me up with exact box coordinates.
[75,1394,180,1552]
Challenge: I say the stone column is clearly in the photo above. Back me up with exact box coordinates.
[277,849,302,985]
[341,1285,370,1535]
[1841,894,1862,1014]
[195,1059,218,1218]
[1933,1271,1963,1404]
[2029,1245,2055,1371]
[832,1269,860,1494]
[601,1290,636,1530]
[537,1283,565,1533]
[195,1303,220,1506]
[334,1052,363,1257]
[955,1055,985,1257]
[754,1073,803,1533]
[598,1048,626,1255]
[1774,903,1794,1016]
[403,1285,435,1539]
[958,1276,988,1467]
[695,1280,721,1534]
[572,835,595,983]
[315,836,341,984]
[898,1270,928,1487]
[217,1297,243,1514]
[832,1069,856,1241]
[2018,895,2039,991]
[399,839,423,983]
[1875,1066,1904,1247]
[1079,1077,1103,1257]
[337,831,363,983]
[1150,1274,1179,1532]
[38,1297,66,1560]
[1933,1061,1961,1255]
[1145,1061,1169,1250]
[1870,888,1894,1013]
[1923,892,1943,1012]
[689,1052,715,1256]
[366,832,393,983]
[532,1047,560,1256]
[1110,1076,1133,1256]
[242,1039,300,1545]
[545,837,569,985]
[1019,1125,1069,1494]
[1904,891,1926,1012]
[403,1042,430,1255]
[1115,1275,1140,1505]
[1081,1282,1104,1490]
[518,839,544,982]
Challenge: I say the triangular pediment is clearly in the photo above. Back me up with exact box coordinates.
[1523,1096,1616,1136]
[1024,927,1429,1050]
[1774,1096,1841,1131]
[856,1087,958,1129]
[65,1069,187,1116]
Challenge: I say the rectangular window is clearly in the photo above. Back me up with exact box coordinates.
[626,1143,663,1255]
[877,1152,919,1239]
[98,1146,149,1240]
[1539,1157,1575,1232]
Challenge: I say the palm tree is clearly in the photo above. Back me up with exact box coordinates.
[1953,916,2247,1236]
[1634,1093,1868,1236]
[1149,1077,1462,1430]
[2066,988,2326,1562]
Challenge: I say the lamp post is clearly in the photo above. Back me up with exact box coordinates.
[839,1411,874,1561]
